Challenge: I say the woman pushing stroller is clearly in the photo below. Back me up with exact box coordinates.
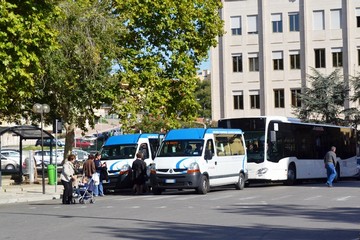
[60,154,77,204]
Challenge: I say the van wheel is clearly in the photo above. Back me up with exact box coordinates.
[196,175,209,194]
[152,187,163,195]
[235,172,245,190]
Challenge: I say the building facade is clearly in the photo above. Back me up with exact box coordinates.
[211,0,360,121]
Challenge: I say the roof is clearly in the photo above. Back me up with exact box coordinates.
[104,133,160,146]
[164,128,244,141]
[0,125,54,139]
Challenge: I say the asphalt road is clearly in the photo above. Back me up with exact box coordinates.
[1,180,359,240]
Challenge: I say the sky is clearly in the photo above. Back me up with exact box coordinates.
[198,57,211,71]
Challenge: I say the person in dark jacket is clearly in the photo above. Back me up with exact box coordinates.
[131,152,147,194]
[324,146,337,187]
[94,152,106,196]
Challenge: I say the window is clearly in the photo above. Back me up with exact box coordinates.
[289,50,300,69]
[231,16,241,35]
[356,8,360,27]
[313,10,324,30]
[232,54,243,72]
[233,91,244,110]
[291,89,301,107]
[315,49,326,68]
[289,12,299,32]
[274,89,285,108]
[330,9,342,29]
[247,15,258,34]
[248,53,259,72]
[272,51,284,70]
[272,13,283,33]
[250,90,260,109]
[332,48,342,67]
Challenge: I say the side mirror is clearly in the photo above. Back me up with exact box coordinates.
[204,150,213,160]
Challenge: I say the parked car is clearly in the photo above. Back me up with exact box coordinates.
[35,138,65,147]
[1,154,20,171]
[73,138,93,148]
[57,149,90,162]
[82,134,97,142]
[33,150,64,166]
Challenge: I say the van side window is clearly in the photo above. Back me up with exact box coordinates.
[215,134,245,156]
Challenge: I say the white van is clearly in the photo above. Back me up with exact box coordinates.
[100,133,163,190]
[150,128,247,194]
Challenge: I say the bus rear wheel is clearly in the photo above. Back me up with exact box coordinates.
[285,164,296,185]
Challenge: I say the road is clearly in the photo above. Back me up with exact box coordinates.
[0,180,359,240]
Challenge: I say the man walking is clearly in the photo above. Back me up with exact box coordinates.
[324,146,337,187]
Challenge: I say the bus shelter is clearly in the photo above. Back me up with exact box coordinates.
[0,125,54,186]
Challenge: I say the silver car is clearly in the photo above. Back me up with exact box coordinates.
[1,154,20,171]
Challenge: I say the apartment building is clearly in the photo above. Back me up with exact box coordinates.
[211,0,360,121]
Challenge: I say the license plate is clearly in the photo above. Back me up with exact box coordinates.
[165,179,176,184]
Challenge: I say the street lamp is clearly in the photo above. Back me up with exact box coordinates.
[33,103,50,194]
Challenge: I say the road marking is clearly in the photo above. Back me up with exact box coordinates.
[235,201,268,206]
[155,206,167,209]
[207,195,233,201]
[304,195,322,201]
[270,195,292,200]
[336,196,352,201]
[238,196,260,201]
[175,196,199,201]
[143,195,176,201]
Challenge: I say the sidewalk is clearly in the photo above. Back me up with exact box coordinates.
[0,176,63,205]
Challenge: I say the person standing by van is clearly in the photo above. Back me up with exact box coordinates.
[324,146,337,187]
[132,152,147,194]
[94,152,106,196]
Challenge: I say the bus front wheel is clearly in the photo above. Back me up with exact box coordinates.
[285,164,296,185]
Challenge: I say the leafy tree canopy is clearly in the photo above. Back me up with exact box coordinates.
[0,0,58,122]
[110,0,223,132]
[293,69,349,125]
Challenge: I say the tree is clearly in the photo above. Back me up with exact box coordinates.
[110,0,223,132]
[342,72,360,128]
[0,0,58,122]
[195,79,211,120]
[293,69,349,124]
[29,0,125,156]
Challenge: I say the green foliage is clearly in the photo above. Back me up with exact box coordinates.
[342,73,360,128]
[293,69,349,124]
[195,78,211,119]
[0,0,58,122]
[110,0,223,133]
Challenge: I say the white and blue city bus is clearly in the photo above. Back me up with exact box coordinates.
[218,116,358,185]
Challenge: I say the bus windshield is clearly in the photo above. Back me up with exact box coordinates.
[244,131,265,163]
[218,117,266,163]
[101,144,137,160]
[157,140,204,157]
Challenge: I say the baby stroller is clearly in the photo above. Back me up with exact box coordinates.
[73,176,95,204]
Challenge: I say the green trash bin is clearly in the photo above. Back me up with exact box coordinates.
[47,164,56,185]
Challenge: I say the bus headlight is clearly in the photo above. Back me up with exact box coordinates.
[149,163,156,175]
[187,162,200,174]
[120,164,130,175]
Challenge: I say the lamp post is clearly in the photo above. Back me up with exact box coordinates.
[33,103,50,194]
